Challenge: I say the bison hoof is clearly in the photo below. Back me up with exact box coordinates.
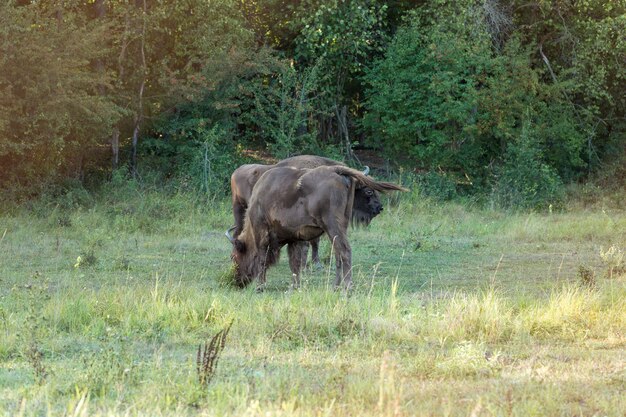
[307,261,323,272]
[255,285,265,293]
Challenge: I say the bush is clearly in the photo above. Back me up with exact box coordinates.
[244,60,324,159]
[418,172,458,201]
[0,3,123,189]
[141,124,246,196]
[26,178,95,219]
[362,2,586,208]
[491,123,564,209]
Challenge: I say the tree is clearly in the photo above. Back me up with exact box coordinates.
[292,0,389,154]
[0,1,122,188]
[245,59,324,158]
[511,0,626,171]
[362,0,588,204]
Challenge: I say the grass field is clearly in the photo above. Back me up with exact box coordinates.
[0,189,624,416]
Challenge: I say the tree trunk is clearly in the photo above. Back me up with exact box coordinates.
[131,80,145,177]
[336,104,355,161]
[94,1,106,96]
[112,12,130,170]
[111,128,120,170]
[130,0,147,178]
[94,0,113,173]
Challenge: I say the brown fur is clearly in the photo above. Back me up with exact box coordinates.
[230,165,407,290]
[230,164,273,237]
[229,155,384,268]
[230,156,344,237]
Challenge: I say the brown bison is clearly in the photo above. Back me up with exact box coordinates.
[230,155,382,268]
[225,165,407,291]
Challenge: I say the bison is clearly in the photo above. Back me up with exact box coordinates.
[225,165,407,291]
[229,155,382,269]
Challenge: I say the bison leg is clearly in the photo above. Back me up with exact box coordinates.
[288,242,308,289]
[255,268,267,292]
[255,248,270,292]
[322,201,352,290]
[329,233,352,291]
[309,237,323,271]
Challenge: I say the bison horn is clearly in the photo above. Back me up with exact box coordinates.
[225,226,236,243]
[362,166,370,176]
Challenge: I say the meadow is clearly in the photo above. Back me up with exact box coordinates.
[0,187,624,416]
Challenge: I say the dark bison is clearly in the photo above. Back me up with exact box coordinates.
[229,155,382,268]
[225,165,407,290]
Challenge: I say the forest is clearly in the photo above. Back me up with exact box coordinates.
[1,2,626,416]
[1,0,624,207]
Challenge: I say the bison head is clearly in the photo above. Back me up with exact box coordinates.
[225,227,252,287]
[352,186,383,226]
[351,166,383,226]
[225,226,267,288]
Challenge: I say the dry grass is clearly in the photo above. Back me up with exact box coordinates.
[0,193,625,416]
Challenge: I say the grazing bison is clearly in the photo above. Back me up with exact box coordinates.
[229,155,382,268]
[225,165,407,291]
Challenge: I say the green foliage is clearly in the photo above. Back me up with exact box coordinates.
[245,59,324,158]
[294,0,388,83]
[1,197,625,414]
[20,178,94,228]
[363,1,590,206]
[290,0,389,148]
[363,13,490,172]
[510,0,626,169]
[144,43,280,193]
[0,1,124,187]
[0,0,624,207]
[142,124,245,196]
[417,172,458,201]
[150,0,256,117]
[131,0,258,193]
[491,122,564,209]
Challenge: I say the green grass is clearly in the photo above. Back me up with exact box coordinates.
[0,190,624,416]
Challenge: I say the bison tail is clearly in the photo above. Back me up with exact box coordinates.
[328,166,409,193]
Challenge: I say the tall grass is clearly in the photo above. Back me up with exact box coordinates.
[0,187,625,416]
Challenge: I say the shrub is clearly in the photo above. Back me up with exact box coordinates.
[244,60,324,159]
[417,172,458,201]
[141,124,246,196]
[491,122,564,209]
[362,1,585,207]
